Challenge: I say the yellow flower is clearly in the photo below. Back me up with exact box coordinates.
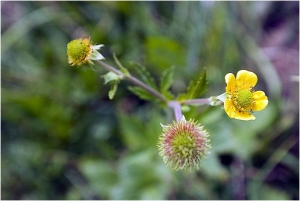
[67,36,104,66]
[224,70,268,120]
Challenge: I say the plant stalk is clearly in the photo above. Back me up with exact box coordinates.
[182,98,211,105]
[97,60,168,103]
[168,101,183,122]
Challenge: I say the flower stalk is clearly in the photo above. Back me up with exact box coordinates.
[182,98,212,106]
[168,101,183,122]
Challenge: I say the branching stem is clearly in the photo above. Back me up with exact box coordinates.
[168,101,183,122]
[96,61,220,120]
[97,60,168,103]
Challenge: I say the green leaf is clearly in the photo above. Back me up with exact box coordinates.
[185,80,196,98]
[102,72,121,84]
[129,62,158,90]
[159,66,174,93]
[162,90,175,100]
[128,86,155,101]
[177,68,208,102]
[187,68,207,98]
[102,72,122,100]
[108,83,119,100]
[196,69,208,97]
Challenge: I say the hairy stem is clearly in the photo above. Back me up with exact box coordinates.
[168,101,183,122]
[182,98,211,105]
[97,60,168,103]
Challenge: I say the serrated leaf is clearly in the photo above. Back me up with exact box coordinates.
[185,80,196,99]
[163,90,175,100]
[108,83,119,100]
[177,68,208,101]
[129,62,157,90]
[193,68,207,98]
[187,68,207,98]
[160,66,174,93]
[128,86,155,101]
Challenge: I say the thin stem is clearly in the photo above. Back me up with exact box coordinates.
[97,60,123,76]
[97,60,168,103]
[168,101,183,122]
[126,75,168,103]
[182,98,211,106]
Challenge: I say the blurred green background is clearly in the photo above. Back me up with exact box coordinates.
[1,1,299,200]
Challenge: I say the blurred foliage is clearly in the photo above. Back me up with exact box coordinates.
[1,1,299,200]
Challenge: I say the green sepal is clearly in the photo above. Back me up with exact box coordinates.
[128,86,155,101]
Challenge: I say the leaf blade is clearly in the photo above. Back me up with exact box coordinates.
[160,66,174,93]
[177,68,208,102]
[190,68,208,98]
[108,83,119,100]
[128,86,155,101]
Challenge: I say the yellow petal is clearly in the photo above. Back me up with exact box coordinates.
[224,99,236,118]
[225,73,236,94]
[224,99,256,120]
[252,91,268,111]
[236,70,258,88]
[233,110,256,120]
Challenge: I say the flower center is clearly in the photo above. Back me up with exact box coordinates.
[236,89,252,109]
[67,38,91,63]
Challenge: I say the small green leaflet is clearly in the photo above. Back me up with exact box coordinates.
[103,72,122,84]
[102,72,122,100]
[108,83,119,100]
[177,68,208,102]
[160,66,174,92]
[159,66,175,100]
